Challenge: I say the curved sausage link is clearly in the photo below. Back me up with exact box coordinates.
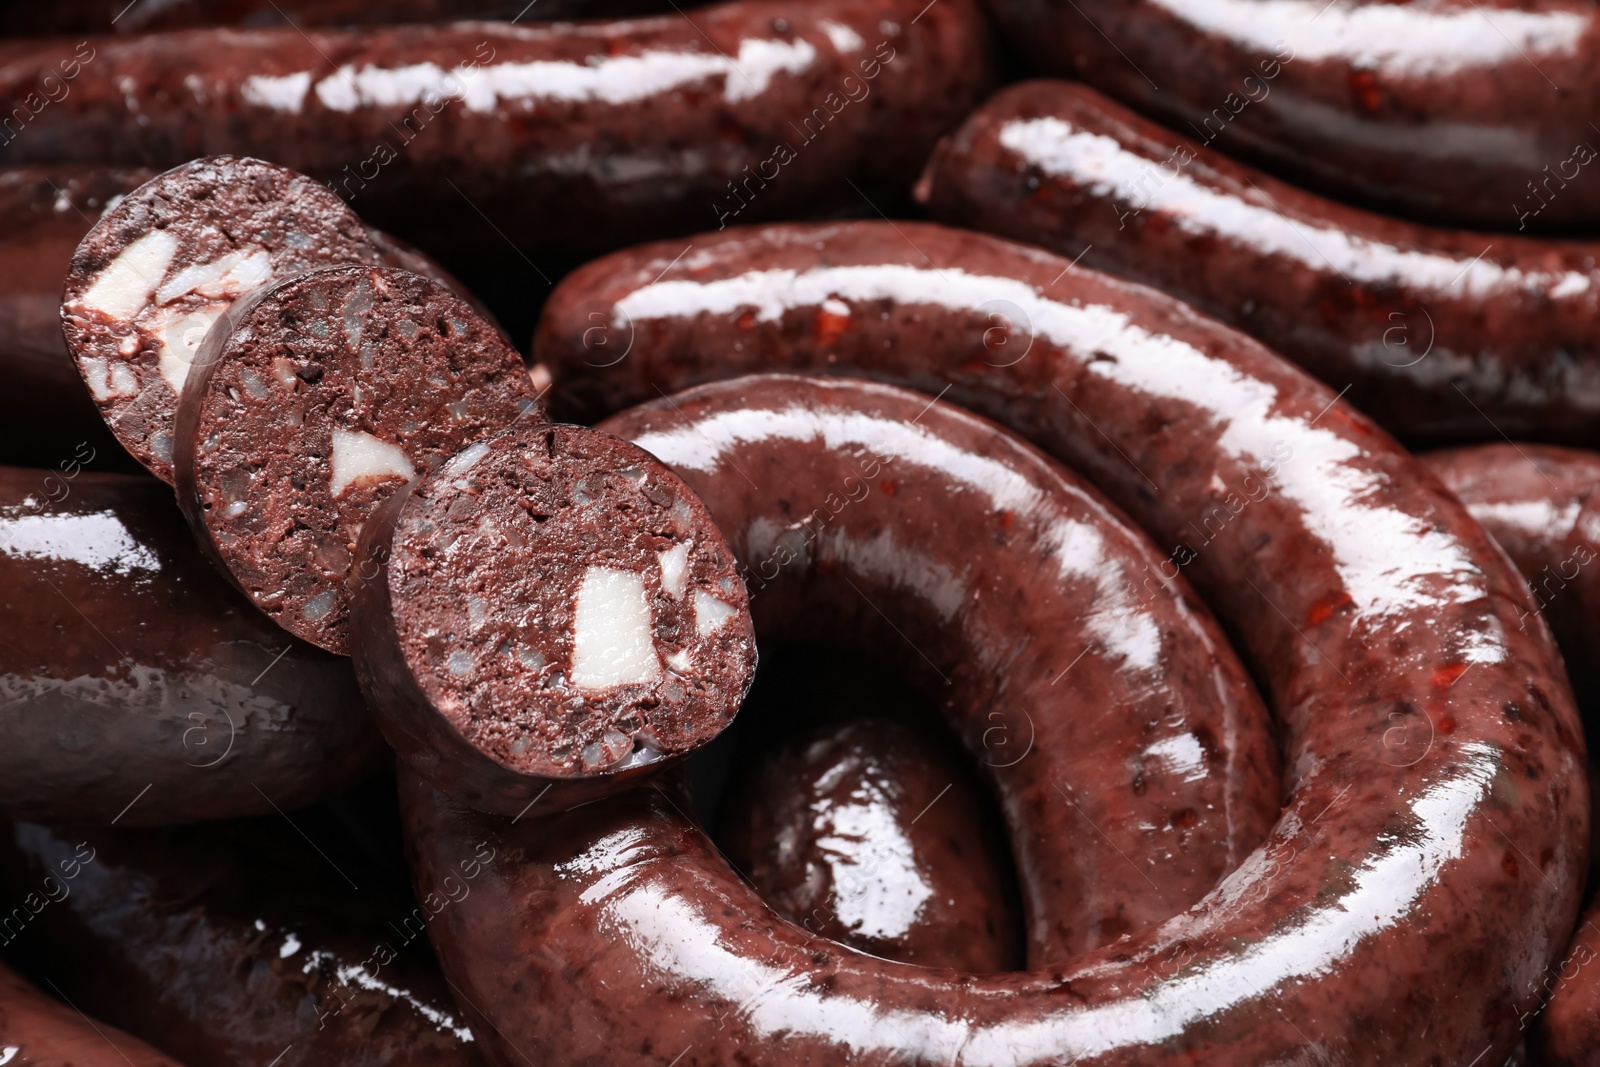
[717,716,1025,973]
[1422,443,1600,1065]
[917,80,1600,449]
[982,0,1600,230]
[0,468,382,825]
[529,221,1588,1062]
[0,0,994,259]
[0,814,484,1067]
[0,959,187,1066]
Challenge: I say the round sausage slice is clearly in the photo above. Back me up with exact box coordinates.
[351,424,757,815]
[173,264,537,655]
[61,155,385,482]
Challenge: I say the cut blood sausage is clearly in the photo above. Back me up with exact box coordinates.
[351,424,757,815]
[398,371,1292,1065]
[0,958,187,1067]
[916,80,1600,448]
[524,231,1589,1062]
[61,156,385,483]
[0,0,995,260]
[0,466,381,826]
[982,0,1600,230]
[717,717,1024,973]
[0,166,154,470]
[0,809,485,1067]
[173,264,536,656]
[1421,443,1600,1066]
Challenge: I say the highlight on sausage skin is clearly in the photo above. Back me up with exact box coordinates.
[917,80,1600,449]
[717,716,1025,973]
[0,958,187,1067]
[173,264,538,655]
[60,156,386,483]
[351,423,757,815]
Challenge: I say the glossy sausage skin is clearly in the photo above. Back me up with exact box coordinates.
[983,0,1600,230]
[1421,444,1600,1066]
[0,468,382,825]
[918,81,1600,449]
[0,166,152,471]
[0,0,675,35]
[717,716,1023,973]
[0,958,187,1066]
[0,813,484,1067]
[0,1,994,260]
[528,223,1589,1062]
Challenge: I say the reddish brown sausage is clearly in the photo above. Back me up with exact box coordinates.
[1421,443,1600,1065]
[522,223,1588,1062]
[0,958,188,1066]
[917,81,1600,449]
[0,0,673,36]
[0,1,994,259]
[0,165,152,470]
[717,716,1024,973]
[0,467,381,825]
[0,809,485,1067]
[982,0,1600,230]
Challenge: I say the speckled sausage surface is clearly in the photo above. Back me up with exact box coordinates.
[526,227,1590,1062]
[173,264,536,654]
[0,813,485,1067]
[0,467,381,825]
[0,0,994,259]
[1420,443,1600,1065]
[350,424,757,814]
[917,81,1600,449]
[982,0,1600,230]
[0,958,188,1067]
[0,166,152,470]
[717,716,1024,973]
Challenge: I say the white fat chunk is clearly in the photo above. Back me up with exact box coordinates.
[80,356,139,402]
[571,566,661,690]
[657,542,690,598]
[76,229,178,321]
[154,247,272,305]
[693,590,739,637]
[329,429,415,498]
[151,302,226,395]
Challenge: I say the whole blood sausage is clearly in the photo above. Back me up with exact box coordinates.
[917,80,1600,449]
[0,812,484,1067]
[0,0,995,259]
[0,958,187,1067]
[528,228,1589,1062]
[717,716,1023,973]
[983,0,1600,230]
[0,166,152,470]
[0,0,674,35]
[173,264,536,655]
[1421,443,1600,1066]
[0,467,381,825]
[61,156,386,483]
[400,370,1290,1065]
[350,424,757,814]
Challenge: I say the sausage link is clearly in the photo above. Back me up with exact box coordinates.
[0,2,995,259]
[916,80,1600,448]
[0,165,153,470]
[982,0,1600,230]
[0,958,187,1066]
[0,809,484,1067]
[717,716,1024,973]
[0,467,382,825]
[1421,443,1600,1065]
[524,221,1588,1062]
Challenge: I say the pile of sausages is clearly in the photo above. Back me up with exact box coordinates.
[2,1,1599,1065]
